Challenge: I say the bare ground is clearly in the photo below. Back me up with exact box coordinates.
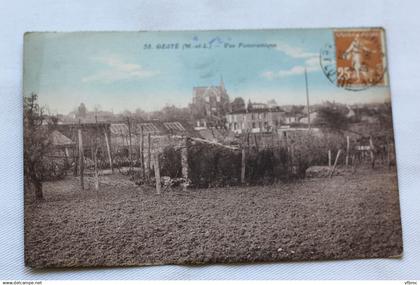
[24,167,403,268]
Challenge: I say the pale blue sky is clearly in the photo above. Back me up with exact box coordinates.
[23,29,390,114]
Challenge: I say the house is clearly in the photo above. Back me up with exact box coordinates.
[299,111,318,124]
[226,106,285,134]
[249,102,268,110]
[284,112,299,124]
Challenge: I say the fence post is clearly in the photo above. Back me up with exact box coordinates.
[329,149,342,178]
[369,136,375,168]
[181,137,189,191]
[127,117,133,172]
[328,149,332,168]
[241,147,246,184]
[91,140,99,191]
[140,125,145,178]
[254,133,259,150]
[78,128,84,190]
[346,136,350,166]
[73,146,78,176]
[153,152,161,195]
[147,133,151,178]
[64,147,70,161]
[290,144,295,174]
[351,153,357,173]
[93,116,100,191]
[103,128,114,173]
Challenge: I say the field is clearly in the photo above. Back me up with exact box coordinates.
[25,168,403,268]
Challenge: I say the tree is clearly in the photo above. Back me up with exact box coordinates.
[231,97,246,112]
[24,93,51,200]
[314,104,349,133]
[376,103,393,130]
[247,99,253,111]
[150,105,192,122]
[77,103,87,118]
[134,108,148,120]
[290,105,305,116]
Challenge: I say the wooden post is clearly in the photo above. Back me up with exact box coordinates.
[290,144,295,174]
[91,142,99,191]
[284,133,289,180]
[73,146,78,176]
[147,133,151,175]
[254,133,259,150]
[284,131,288,150]
[328,149,332,168]
[329,149,342,178]
[351,153,357,173]
[181,137,189,191]
[127,117,133,171]
[78,128,84,190]
[304,68,311,130]
[103,128,114,173]
[153,152,161,195]
[140,125,145,178]
[369,136,375,169]
[346,136,350,166]
[93,115,99,191]
[241,147,246,184]
[63,147,70,168]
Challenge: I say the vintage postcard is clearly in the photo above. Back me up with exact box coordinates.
[24,28,402,268]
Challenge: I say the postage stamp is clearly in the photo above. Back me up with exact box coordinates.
[321,28,388,91]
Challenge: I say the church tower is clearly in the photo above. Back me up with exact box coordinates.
[220,75,225,92]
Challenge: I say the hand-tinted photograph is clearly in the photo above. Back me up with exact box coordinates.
[23,28,402,268]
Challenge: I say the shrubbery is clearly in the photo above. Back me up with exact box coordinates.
[159,146,182,178]
[188,141,241,188]
[133,132,348,188]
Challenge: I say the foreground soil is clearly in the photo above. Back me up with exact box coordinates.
[25,167,403,268]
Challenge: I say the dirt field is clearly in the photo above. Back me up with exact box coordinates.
[24,168,403,268]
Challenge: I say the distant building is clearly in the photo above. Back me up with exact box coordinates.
[299,111,318,124]
[191,77,230,127]
[249,102,268,110]
[226,107,285,134]
[346,106,356,118]
[284,112,299,124]
[266,99,278,108]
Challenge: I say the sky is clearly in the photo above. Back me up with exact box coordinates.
[23,29,391,114]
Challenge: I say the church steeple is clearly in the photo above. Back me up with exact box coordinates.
[220,75,225,91]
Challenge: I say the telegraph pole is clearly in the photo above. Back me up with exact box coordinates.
[305,68,311,130]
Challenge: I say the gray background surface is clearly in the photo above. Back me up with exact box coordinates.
[0,0,419,279]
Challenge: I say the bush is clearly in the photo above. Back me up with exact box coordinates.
[188,142,241,188]
[292,132,346,177]
[151,132,347,188]
[159,146,182,178]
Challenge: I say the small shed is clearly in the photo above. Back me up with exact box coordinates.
[50,130,74,147]
[49,130,75,159]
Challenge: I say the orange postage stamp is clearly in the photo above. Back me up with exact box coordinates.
[334,28,387,89]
